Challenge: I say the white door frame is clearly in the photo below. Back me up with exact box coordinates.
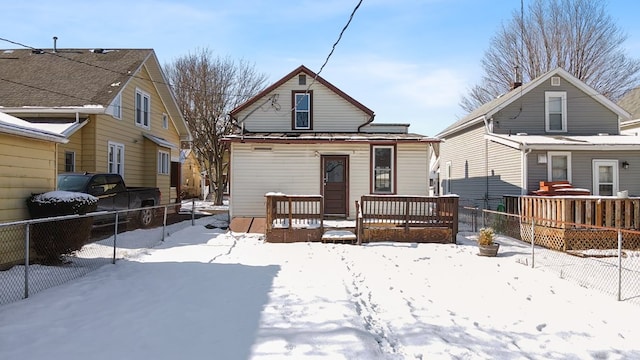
[592,159,619,196]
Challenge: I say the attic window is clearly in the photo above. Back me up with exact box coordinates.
[551,77,561,86]
[298,75,306,85]
[292,90,313,130]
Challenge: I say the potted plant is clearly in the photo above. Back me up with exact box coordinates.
[477,227,499,257]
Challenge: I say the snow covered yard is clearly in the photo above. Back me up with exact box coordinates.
[1,217,639,359]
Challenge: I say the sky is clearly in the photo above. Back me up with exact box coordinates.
[3,0,640,136]
[1,208,639,359]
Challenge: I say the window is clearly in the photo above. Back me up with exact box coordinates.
[547,151,571,182]
[298,74,306,85]
[372,145,395,193]
[292,90,312,130]
[592,160,618,196]
[545,91,567,132]
[64,151,75,172]
[158,151,170,175]
[135,89,150,128]
[109,93,122,119]
[108,142,125,176]
[162,113,168,129]
[444,161,452,195]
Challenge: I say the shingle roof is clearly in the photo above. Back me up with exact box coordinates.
[0,48,152,107]
[437,68,631,138]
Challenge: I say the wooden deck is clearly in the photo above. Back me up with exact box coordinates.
[229,217,266,234]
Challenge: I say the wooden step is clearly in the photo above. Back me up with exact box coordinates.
[322,230,358,244]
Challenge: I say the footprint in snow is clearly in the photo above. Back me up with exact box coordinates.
[536,323,547,332]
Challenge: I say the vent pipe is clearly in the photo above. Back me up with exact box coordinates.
[511,65,522,90]
[53,36,58,53]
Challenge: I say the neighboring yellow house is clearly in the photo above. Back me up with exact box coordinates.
[0,112,68,222]
[0,48,192,208]
[180,148,204,199]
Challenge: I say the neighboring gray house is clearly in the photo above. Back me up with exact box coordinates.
[618,87,640,136]
[436,67,640,209]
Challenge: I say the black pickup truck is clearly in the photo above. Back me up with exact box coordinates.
[57,173,162,227]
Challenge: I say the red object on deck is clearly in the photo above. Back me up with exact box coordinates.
[532,181,591,196]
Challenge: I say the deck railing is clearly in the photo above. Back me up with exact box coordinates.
[264,194,324,231]
[518,195,640,229]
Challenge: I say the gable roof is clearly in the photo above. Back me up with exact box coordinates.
[437,68,631,138]
[0,48,192,141]
[229,65,374,120]
[618,86,640,120]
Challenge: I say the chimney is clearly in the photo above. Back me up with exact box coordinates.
[511,65,522,90]
[53,36,58,53]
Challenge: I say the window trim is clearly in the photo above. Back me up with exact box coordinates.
[110,92,122,120]
[444,161,452,195]
[291,90,313,130]
[547,151,571,182]
[64,151,75,172]
[592,159,619,196]
[162,113,168,129]
[370,144,396,194]
[135,88,151,129]
[108,141,125,176]
[545,91,567,132]
[158,150,170,175]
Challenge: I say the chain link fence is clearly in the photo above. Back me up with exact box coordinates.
[0,202,208,306]
[460,205,640,305]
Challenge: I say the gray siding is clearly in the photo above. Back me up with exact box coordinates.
[527,150,640,196]
[487,141,523,201]
[439,123,488,207]
[493,75,619,136]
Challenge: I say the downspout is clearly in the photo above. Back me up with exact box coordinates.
[482,116,489,209]
[521,144,531,195]
[357,114,376,132]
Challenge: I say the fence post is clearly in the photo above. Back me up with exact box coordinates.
[162,206,168,242]
[530,217,535,268]
[191,198,195,226]
[24,223,30,299]
[113,212,119,264]
[618,229,622,301]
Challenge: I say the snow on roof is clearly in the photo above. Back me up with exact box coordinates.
[487,133,640,150]
[0,112,68,143]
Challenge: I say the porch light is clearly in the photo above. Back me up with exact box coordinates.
[622,161,630,169]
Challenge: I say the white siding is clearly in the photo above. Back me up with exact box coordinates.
[236,75,371,132]
[230,142,430,218]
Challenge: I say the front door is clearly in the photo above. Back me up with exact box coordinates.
[322,156,348,217]
[593,160,618,196]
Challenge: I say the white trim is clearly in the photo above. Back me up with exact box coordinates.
[108,141,125,176]
[547,151,571,182]
[294,93,310,130]
[109,92,122,120]
[135,88,151,129]
[592,159,619,196]
[158,150,170,175]
[162,113,168,129]
[444,161,452,195]
[545,91,567,132]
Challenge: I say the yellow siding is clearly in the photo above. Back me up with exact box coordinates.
[181,152,203,198]
[84,65,182,204]
[0,134,56,222]
[237,75,371,132]
[57,130,83,172]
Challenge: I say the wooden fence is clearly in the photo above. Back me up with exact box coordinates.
[264,194,324,242]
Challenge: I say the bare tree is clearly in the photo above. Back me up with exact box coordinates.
[460,0,640,112]
[165,49,267,205]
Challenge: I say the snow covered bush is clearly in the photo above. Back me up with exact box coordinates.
[26,191,98,264]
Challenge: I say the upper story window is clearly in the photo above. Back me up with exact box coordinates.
[135,89,151,129]
[545,91,567,132]
[372,145,395,194]
[110,93,122,120]
[162,113,169,129]
[292,90,312,130]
